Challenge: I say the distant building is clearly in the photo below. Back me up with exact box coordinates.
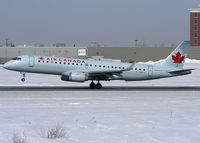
[190,9,200,46]
[55,43,66,47]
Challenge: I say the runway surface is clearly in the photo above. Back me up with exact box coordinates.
[1,86,200,91]
[0,86,200,143]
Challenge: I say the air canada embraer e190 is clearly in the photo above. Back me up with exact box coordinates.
[3,41,194,89]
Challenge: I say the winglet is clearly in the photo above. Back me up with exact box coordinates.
[122,62,136,71]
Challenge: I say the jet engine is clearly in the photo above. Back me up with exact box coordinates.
[61,71,88,82]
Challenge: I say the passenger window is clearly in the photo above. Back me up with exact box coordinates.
[103,65,105,68]
[68,63,70,65]
[95,65,97,67]
[99,65,101,67]
[47,61,49,63]
[143,69,145,71]
[139,68,141,71]
[64,63,66,64]
[38,60,40,62]
[55,62,57,64]
[51,61,53,63]
[107,66,109,68]
[76,63,78,65]
[111,66,113,68]
[119,67,121,69]
[43,61,45,63]
[135,68,137,70]
[72,63,74,65]
[122,67,125,69]
[115,66,117,69]
[81,64,83,66]
[90,64,92,67]
[60,62,62,64]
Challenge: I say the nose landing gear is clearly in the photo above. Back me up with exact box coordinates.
[89,81,102,89]
[21,72,26,82]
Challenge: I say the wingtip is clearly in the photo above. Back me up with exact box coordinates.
[183,41,190,44]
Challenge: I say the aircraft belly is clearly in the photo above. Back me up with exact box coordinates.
[121,71,148,81]
[152,70,170,79]
[26,65,66,75]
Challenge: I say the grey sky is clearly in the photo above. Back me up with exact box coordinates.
[0,0,199,46]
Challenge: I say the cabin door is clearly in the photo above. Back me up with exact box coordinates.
[148,65,153,77]
[29,56,35,67]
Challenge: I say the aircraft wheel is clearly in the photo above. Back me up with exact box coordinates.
[96,83,102,89]
[89,81,96,89]
[21,78,25,82]
[20,72,26,82]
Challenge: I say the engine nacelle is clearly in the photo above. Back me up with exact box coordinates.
[61,72,88,82]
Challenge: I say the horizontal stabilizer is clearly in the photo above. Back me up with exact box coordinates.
[169,68,195,75]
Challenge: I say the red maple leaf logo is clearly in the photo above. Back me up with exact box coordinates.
[39,57,44,60]
[172,52,184,64]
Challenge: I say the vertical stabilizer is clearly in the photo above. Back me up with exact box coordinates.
[162,41,190,70]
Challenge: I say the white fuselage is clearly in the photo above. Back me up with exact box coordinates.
[3,55,173,81]
[2,41,192,89]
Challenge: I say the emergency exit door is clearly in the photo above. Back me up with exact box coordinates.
[85,63,88,69]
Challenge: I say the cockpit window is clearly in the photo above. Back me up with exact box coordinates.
[12,57,21,61]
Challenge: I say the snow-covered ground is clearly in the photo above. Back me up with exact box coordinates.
[0,62,200,143]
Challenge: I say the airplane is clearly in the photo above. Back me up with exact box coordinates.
[2,41,194,89]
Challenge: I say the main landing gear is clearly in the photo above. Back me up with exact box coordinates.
[21,72,26,82]
[89,81,102,89]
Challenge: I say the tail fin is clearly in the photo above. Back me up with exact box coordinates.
[161,41,190,70]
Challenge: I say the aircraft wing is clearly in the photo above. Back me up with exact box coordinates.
[87,70,122,74]
[62,63,135,80]
[85,62,136,79]
[87,62,135,74]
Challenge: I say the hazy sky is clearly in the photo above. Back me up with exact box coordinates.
[0,0,199,46]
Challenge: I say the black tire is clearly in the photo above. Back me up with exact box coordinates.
[89,82,96,89]
[96,83,102,89]
[21,78,25,82]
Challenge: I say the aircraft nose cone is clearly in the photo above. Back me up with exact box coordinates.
[3,63,8,69]
[3,63,10,69]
